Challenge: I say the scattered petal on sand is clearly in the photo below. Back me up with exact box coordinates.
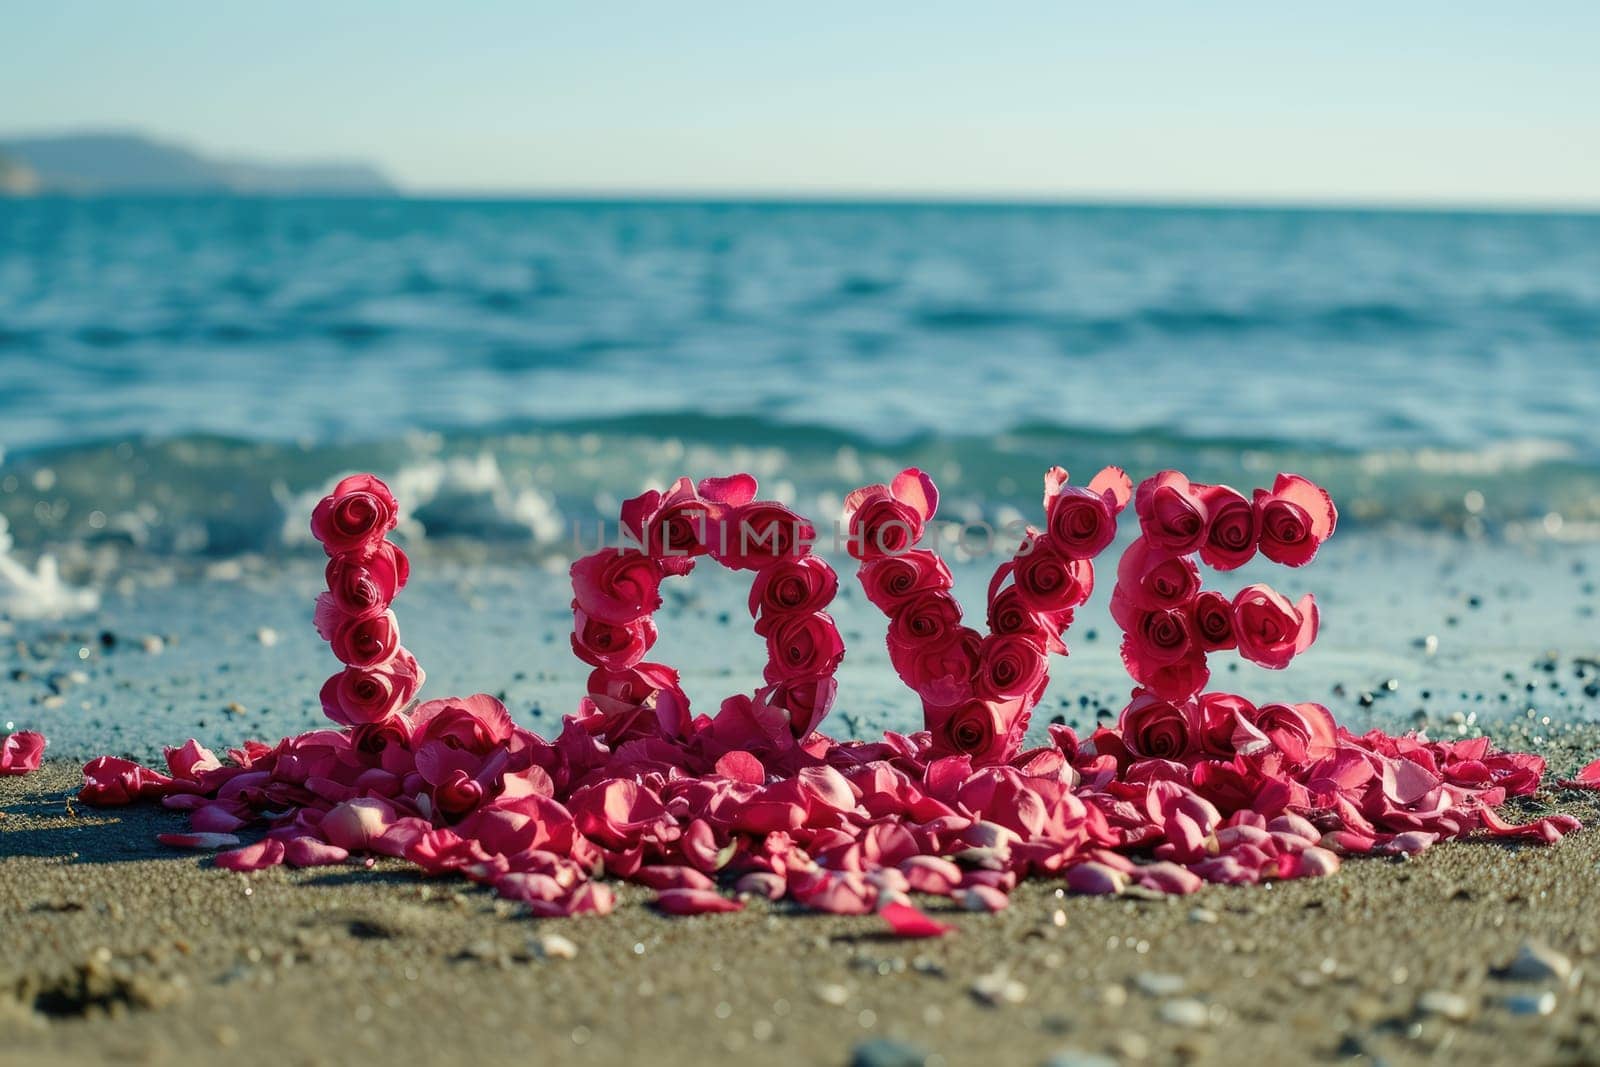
[879,901,954,938]
[157,832,242,850]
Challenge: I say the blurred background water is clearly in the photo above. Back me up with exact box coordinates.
[2,197,1598,564]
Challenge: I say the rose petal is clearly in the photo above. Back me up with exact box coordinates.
[654,888,744,915]
[880,901,954,938]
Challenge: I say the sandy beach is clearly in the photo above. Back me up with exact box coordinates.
[5,752,1600,1067]
[5,526,1600,1066]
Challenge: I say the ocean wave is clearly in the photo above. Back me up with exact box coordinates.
[0,417,1596,564]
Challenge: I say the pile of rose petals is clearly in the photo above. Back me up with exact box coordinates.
[1,730,45,775]
[69,470,1588,930]
[76,696,1580,924]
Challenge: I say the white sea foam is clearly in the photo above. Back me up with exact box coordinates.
[278,453,564,548]
[0,515,100,619]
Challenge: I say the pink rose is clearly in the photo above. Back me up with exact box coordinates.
[1232,584,1318,669]
[570,549,663,624]
[330,609,402,668]
[1118,690,1196,761]
[1254,473,1337,567]
[930,700,1007,763]
[841,468,938,560]
[975,633,1048,702]
[414,741,501,816]
[570,606,657,671]
[1134,470,1210,555]
[711,501,816,571]
[1195,692,1255,758]
[1198,484,1256,570]
[1127,607,1193,666]
[1241,702,1337,766]
[986,584,1063,651]
[584,663,691,742]
[1136,649,1211,702]
[319,651,422,726]
[890,626,981,706]
[1191,590,1236,651]
[310,474,399,558]
[887,590,964,649]
[324,541,408,618]
[858,550,953,614]
[1042,465,1130,558]
[761,675,839,739]
[749,555,838,629]
[350,715,414,757]
[0,730,46,775]
[619,477,715,562]
[1012,535,1093,613]
[1116,538,1200,610]
[411,693,515,752]
[762,611,845,682]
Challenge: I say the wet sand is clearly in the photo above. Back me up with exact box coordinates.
[5,751,1600,1067]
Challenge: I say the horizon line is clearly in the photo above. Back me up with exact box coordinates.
[12,187,1599,217]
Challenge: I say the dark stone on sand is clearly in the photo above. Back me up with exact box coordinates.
[851,1038,933,1067]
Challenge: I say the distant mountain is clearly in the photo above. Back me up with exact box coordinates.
[0,132,396,195]
[0,152,40,195]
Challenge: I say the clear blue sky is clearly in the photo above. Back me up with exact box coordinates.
[4,1,1597,203]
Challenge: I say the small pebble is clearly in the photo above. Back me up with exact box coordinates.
[1501,991,1556,1016]
[1135,973,1186,996]
[850,1038,932,1067]
[1043,1053,1118,1067]
[816,983,851,1006]
[1416,991,1474,1021]
[255,627,279,648]
[141,635,165,655]
[534,933,578,960]
[970,968,1027,1006]
[1188,907,1219,924]
[1158,998,1209,1028]
[1499,941,1572,983]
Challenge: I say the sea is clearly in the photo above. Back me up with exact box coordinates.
[2,197,1597,755]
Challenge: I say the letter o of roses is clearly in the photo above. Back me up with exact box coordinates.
[570,475,844,748]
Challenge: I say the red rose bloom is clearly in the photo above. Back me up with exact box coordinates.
[1198,484,1256,571]
[1191,590,1236,651]
[841,468,938,561]
[858,550,953,614]
[762,611,846,682]
[330,609,402,668]
[570,605,657,671]
[975,633,1049,702]
[931,699,1006,763]
[1012,535,1093,613]
[1134,470,1210,555]
[1232,584,1318,669]
[324,541,409,618]
[571,548,663,624]
[1118,690,1196,761]
[310,474,399,558]
[1254,473,1337,567]
[749,555,837,629]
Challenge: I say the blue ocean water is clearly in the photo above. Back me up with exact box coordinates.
[1,197,1598,556]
